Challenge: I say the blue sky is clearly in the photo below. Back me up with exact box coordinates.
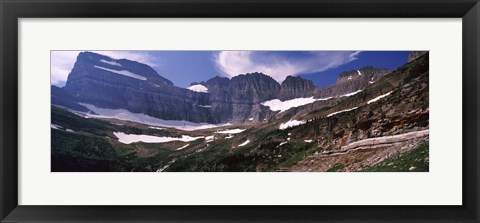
[51,51,409,88]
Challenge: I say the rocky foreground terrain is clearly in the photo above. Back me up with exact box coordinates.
[51,51,429,172]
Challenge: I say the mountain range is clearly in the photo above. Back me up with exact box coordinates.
[52,51,393,124]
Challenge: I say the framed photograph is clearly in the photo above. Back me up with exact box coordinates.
[1,0,479,222]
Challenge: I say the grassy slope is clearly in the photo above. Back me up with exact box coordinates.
[361,143,429,172]
[51,129,119,172]
[51,106,179,172]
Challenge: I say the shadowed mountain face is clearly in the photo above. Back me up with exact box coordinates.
[63,52,213,122]
[201,73,280,123]
[55,51,404,124]
[279,76,316,100]
[51,85,89,112]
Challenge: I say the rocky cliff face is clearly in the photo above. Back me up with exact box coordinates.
[407,51,428,62]
[278,76,316,100]
[203,73,280,122]
[315,66,391,98]
[201,73,318,122]
[63,52,213,123]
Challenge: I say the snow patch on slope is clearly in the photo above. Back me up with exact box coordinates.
[100,59,122,67]
[367,91,393,104]
[262,96,332,113]
[238,140,250,147]
[51,124,62,129]
[205,135,214,142]
[216,129,245,134]
[94,66,146,80]
[339,90,362,97]
[114,132,203,144]
[157,159,176,172]
[188,84,209,93]
[357,70,362,76]
[279,120,306,130]
[326,107,358,117]
[176,144,189,150]
[79,103,231,131]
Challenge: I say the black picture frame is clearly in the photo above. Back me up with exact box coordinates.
[1,0,479,222]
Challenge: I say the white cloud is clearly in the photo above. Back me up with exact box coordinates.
[214,51,360,83]
[94,51,159,67]
[50,51,160,86]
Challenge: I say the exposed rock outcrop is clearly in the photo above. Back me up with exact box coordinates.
[407,51,428,62]
[203,72,280,122]
[278,76,316,100]
[314,66,391,98]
